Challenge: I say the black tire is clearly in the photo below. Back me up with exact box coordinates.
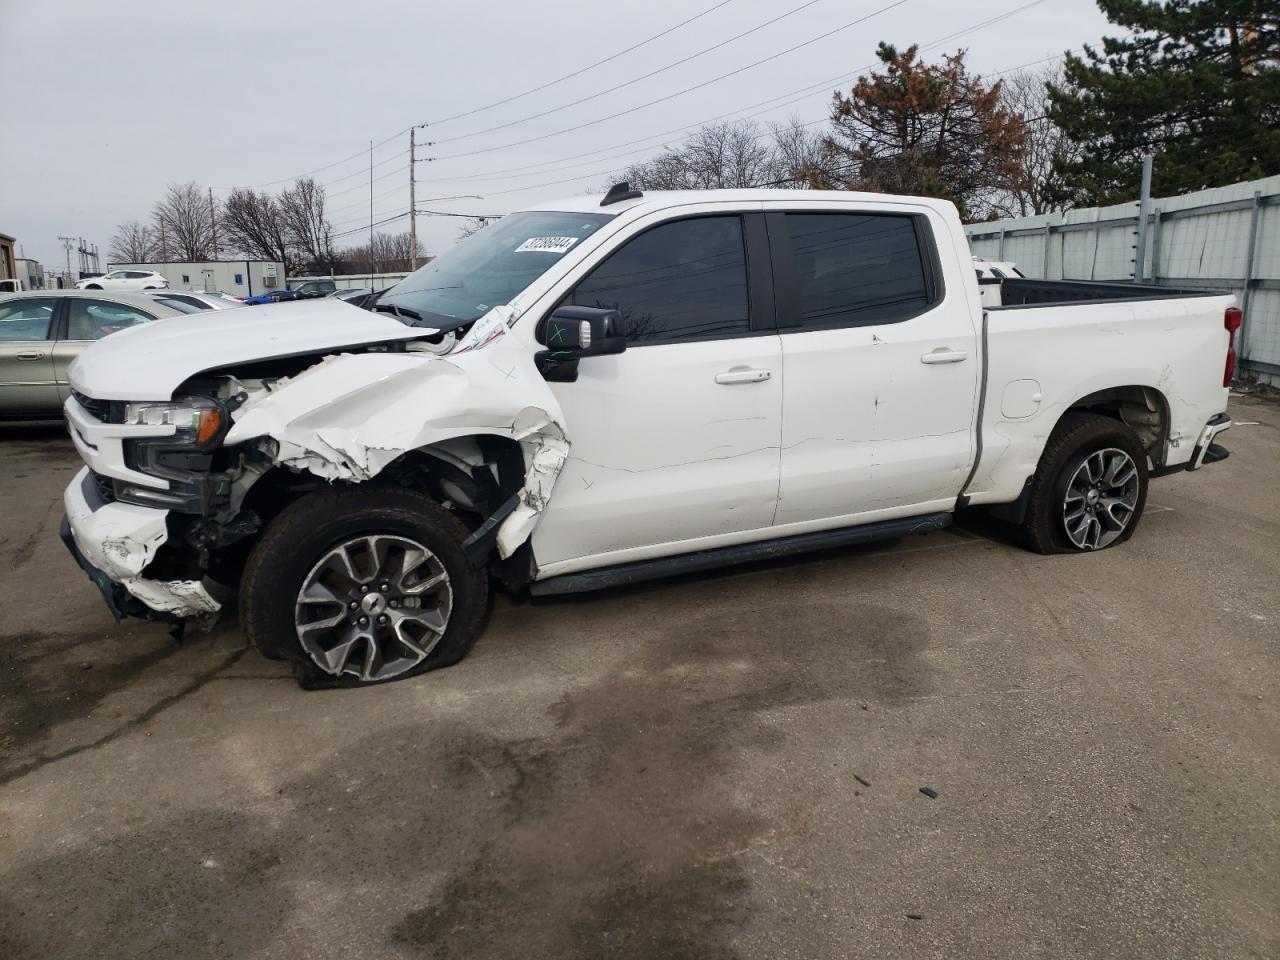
[84,283,102,289]
[1016,412,1149,555]
[239,485,488,689]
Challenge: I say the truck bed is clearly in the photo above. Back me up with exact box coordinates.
[986,277,1227,309]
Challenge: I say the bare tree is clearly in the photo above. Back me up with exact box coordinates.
[621,118,832,190]
[455,217,492,242]
[338,232,424,274]
[107,220,156,263]
[768,116,836,186]
[152,181,217,261]
[281,177,335,271]
[624,120,776,189]
[220,188,291,269]
[997,64,1082,217]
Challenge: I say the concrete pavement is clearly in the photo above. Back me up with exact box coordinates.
[1,397,1277,959]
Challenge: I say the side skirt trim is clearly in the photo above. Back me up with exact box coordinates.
[529,512,952,596]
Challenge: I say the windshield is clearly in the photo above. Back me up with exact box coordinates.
[378,211,612,327]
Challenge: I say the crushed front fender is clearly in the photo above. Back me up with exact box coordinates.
[223,308,570,557]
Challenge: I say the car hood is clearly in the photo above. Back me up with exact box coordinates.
[69,298,425,400]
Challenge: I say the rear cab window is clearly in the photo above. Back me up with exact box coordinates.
[771,210,942,330]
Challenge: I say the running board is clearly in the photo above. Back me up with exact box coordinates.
[529,513,953,597]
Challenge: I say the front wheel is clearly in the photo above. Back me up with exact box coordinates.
[1016,412,1149,554]
[240,487,489,688]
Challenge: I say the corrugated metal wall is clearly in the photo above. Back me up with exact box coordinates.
[965,176,1280,381]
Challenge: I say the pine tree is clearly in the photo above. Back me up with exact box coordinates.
[819,44,1029,220]
[1048,0,1280,206]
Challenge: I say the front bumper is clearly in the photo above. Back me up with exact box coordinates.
[62,467,220,620]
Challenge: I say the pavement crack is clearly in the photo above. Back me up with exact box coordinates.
[0,645,250,787]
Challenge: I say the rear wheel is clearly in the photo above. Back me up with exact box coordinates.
[1016,412,1149,554]
[240,486,488,688]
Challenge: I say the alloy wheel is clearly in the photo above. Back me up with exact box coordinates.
[1061,448,1140,550]
[294,534,453,681]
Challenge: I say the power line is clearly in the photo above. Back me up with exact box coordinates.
[430,0,741,126]
[430,0,833,146]
[315,148,409,191]
[422,0,1055,190]
[429,0,915,162]
[222,128,411,191]
[218,1,740,193]
[333,0,1057,241]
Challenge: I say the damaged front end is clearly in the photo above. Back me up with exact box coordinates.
[61,305,571,628]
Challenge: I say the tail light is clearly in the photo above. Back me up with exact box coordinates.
[1224,306,1242,387]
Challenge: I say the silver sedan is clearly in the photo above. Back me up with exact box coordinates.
[0,290,184,420]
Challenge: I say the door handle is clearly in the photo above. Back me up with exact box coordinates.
[920,348,968,364]
[16,351,47,361]
[715,367,772,385]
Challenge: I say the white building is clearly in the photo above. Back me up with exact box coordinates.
[107,260,285,297]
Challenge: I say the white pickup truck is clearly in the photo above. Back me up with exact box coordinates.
[60,185,1239,688]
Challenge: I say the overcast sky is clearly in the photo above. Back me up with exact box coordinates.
[0,0,1113,271]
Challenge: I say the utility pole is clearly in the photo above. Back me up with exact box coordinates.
[58,236,74,280]
[409,126,419,270]
[1133,154,1153,282]
[369,139,375,276]
[208,187,219,260]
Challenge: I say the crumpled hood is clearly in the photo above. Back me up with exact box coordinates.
[69,298,424,400]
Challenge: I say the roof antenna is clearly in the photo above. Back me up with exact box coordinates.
[600,181,643,207]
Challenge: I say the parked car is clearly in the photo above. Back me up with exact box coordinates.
[327,287,385,309]
[973,258,1027,307]
[290,279,338,299]
[61,184,1238,689]
[243,289,301,305]
[0,290,182,419]
[0,278,30,293]
[973,257,1026,280]
[75,269,169,292]
[145,290,245,313]
[328,287,373,300]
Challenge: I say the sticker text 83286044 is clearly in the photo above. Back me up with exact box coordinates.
[514,237,580,254]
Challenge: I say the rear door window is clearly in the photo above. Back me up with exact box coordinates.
[565,215,751,345]
[66,299,157,340]
[781,212,934,329]
[151,295,207,313]
[0,298,56,340]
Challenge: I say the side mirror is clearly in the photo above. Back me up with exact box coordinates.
[541,306,627,355]
[536,306,627,382]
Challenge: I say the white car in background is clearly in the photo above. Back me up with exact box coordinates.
[76,269,169,292]
[973,258,1026,307]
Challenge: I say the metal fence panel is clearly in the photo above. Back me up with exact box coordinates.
[965,175,1280,379]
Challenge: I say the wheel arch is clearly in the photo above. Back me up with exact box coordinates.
[1047,384,1171,469]
[986,384,1168,526]
[210,433,531,585]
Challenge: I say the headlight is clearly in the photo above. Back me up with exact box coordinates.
[124,399,224,447]
[113,397,231,514]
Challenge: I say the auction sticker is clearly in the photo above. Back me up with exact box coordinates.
[515,236,579,254]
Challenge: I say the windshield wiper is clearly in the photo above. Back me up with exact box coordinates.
[373,302,427,325]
